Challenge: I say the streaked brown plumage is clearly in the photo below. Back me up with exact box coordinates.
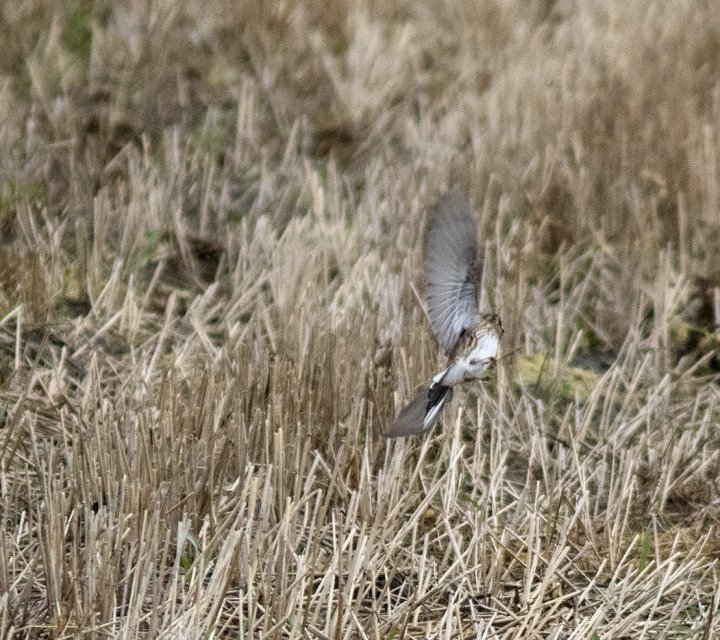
[386,192,504,438]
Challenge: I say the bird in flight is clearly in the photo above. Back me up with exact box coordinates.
[386,192,504,438]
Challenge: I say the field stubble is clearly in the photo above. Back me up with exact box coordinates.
[2,1,720,638]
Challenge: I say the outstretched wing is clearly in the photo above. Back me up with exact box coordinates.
[425,192,479,355]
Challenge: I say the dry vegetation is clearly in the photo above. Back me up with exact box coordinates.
[3,1,720,638]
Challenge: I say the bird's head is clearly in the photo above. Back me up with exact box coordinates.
[481,312,504,338]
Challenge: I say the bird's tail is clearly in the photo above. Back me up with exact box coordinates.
[386,383,453,438]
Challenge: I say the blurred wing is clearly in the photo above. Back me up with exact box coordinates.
[425,192,479,355]
[385,386,452,438]
[385,389,428,437]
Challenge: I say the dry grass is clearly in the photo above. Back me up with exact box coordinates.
[2,1,720,637]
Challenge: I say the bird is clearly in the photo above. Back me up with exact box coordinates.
[386,192,504,438]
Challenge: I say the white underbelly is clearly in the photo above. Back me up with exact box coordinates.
[433,335,500,386]
[473,335,499,361]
